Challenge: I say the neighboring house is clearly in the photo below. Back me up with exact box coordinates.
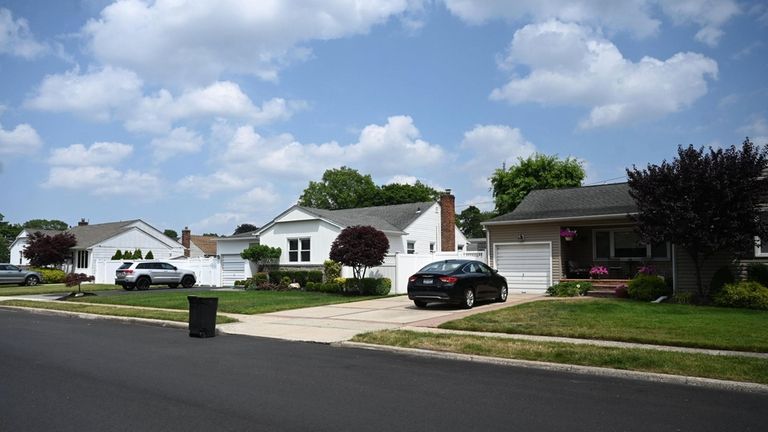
[466,237,487,253]
[179,227,218,258]
[216,193,468,285]
[216,230,260,286]
[482,182,768,294]
[9,219,184,276]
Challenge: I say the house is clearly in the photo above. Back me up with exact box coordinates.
[482,182,768,294]
[179,227,218,258]
[216,192,468,285]
[216,229,260,286]
[9,219,184,276]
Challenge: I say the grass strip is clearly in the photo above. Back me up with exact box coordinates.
[69,290,382,314]
[0,300,237,324]
[439,298,768,353]
[353,330,768,385]
[0,284,120,296]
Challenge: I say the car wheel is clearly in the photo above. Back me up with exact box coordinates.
[462,289,475,309]
[122,284,135,291]
[181,275,195,288]
[136,277,151,290]
[25,275,40,286]
[497,285,508,303]
[413,300,428,308]
[168,283,179,289]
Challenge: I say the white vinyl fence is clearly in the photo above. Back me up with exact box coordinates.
[342,251,486,294]
[94,257,222,287]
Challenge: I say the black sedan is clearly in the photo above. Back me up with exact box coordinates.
[407,259,508,309]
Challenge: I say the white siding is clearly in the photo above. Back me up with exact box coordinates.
[259,219,341,265]
[401,203,440,254]
[217,238,256,255]
[92,228,184,264]
[9,233,29,266]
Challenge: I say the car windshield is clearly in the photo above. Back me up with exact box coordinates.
[418,261,463,273]
[118,263,133,269]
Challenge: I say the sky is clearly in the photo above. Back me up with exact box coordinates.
[0,0,766,236]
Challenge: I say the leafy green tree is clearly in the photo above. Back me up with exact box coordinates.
[23,232,77,267]
[240,245,282,272]
[491,154,584,215]
[111,250,123,260]
[163,229,179,240]
[233,224,259,235]
[373,181,440,206]
[132,249,143,259]
[145,250,154,259]
[299,166,379,209]
[202,232,220,237]
[329,226,389,291]
[23,219,69,231]
[627,139,768,296]
[456,206,495,238]
[0,213,23,262]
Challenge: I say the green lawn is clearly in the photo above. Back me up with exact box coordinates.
[0,283,121,296]
[68,290,381,314]
[0,300,237,324]
[440,298,768,352]
[353,330,768,384]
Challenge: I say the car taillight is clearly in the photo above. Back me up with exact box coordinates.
[439,276,458,284]
[409,276,417,282]
[122,269,133,274]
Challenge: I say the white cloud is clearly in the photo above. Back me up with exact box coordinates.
[386,175,419,185]
[25,66,143,121]
[177,172,252,198]
[460,195,495,212]
[0,8,47,58]
[150,127,204,161]
[82,0,413,84]
[0,122,42,155]
[190,212,249,233]
[442,0,740,44]
[48,142,133,166]
[226,185,280,213]
[490,21,718,129]
[42,166,162,197]
[740,115,768,146]
[460,124,536,187]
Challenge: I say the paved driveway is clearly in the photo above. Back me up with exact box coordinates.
[218,293,543,343]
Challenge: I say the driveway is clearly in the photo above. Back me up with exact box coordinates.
[218,293,543,343]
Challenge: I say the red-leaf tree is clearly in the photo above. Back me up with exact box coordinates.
[329,226,389,284]
[23,232,77,267]
[65,273,95,294]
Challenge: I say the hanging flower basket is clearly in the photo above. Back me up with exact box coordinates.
[560,228,577,241]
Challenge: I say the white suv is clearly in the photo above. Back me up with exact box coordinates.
[115,261,196,291]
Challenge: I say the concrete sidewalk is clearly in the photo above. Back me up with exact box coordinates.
[217,294,544,343]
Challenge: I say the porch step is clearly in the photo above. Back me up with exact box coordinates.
[586,289,618,298]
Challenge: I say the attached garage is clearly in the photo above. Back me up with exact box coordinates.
[220,254,246,286]
[494,242,552,293]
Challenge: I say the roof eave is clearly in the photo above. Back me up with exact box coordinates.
[482,212,638,226]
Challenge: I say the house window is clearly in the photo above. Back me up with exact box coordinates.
[429,242,435,253]
[757,237,768,257]
[288,238,310,262]
[76,250,89,269]
[593,229,669,260]
[457,244,464,251]
[407,241,415,254]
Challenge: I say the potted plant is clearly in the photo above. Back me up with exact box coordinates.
[560,228,577,241]
[589,265,609,279]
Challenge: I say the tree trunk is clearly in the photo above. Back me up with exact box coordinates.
[688,250,704,297]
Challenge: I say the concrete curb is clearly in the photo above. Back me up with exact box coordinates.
[335,341,768,395]
[0,305,194,332]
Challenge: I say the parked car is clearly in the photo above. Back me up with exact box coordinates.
[115,261,196,290]
[407,259,508,309]
[0,264,42,286]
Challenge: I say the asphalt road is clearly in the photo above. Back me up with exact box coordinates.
[1,309,766,432]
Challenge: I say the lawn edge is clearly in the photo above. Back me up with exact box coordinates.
[335,341,768,395]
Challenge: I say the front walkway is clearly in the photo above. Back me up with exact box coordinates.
[218,294,544,343]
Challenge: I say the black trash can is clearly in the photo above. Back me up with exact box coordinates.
[188,296,218,338]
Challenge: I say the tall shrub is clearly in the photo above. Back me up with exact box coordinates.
[329,225,389,291]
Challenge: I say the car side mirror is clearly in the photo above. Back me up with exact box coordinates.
[172,266,177,270]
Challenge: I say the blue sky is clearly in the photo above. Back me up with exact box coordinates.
[1,0,766,235]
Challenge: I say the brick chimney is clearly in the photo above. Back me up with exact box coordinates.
[440,190,455,251]
[78,218,89,226]
[181,227,191,257]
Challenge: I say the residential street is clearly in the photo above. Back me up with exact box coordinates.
[1,309,765,432]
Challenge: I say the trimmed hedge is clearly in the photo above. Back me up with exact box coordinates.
[31,267,66,284]
[546,281,592,297]
[306,277,391,295]
[267,270,322,286]
[306,281,344,294]
[627,275,670,301]
[713,281,768,310]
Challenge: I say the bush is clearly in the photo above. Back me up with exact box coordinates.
[614,285,629,298]
[280,276,292,287]
[31,267,66,284]
[746,263,768,287]
[267,270,323,286]
[245,282,281,291]
[111,250,123,260]
[145,250,154,259]
[306,281,344,294]
[713,281,768,310]
[627,275,670,301]
[234,279,247,286]
[709,266,734,296]
[546,281,592,297]
[323,260,342,281]
[358,278,391,295]
[251,273,268,284]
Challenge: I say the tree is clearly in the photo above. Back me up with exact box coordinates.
[202,233,220,237]
[111,250,123,260]
[299,166,378,209]
[23,219,69,231]
[491,154,584,215]
[627,139,768,296]
[23,232,77,267]
[65,273,95,296]
[132,249,143,259]
[163,229,178,240]
[145,250,154,259]
[240,245,282,272]
[373,181,440,206]
[233,224,259,235]
[329,226,389,290]
[456,206,495,238]
[0,213,23,262]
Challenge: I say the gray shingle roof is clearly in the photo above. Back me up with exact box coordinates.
[66,220,141,248]
[298,201,435,233]
[488,183,637,223]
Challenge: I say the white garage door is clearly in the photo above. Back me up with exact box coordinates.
[495,243,551,293]
[221,254,246,286]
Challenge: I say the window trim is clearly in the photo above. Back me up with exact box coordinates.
[76,250,89,269]
[288,237,311,263]
[756,236,768,258]
[592,228,670,261]
[406,241,416,254]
